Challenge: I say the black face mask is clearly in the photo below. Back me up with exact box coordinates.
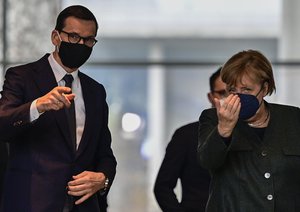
[58,41,92,68]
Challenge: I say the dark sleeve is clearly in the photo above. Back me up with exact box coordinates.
[97,192,108,212]
[197,109,230,170]
[154,127,188,212]
[95,88,117,191]
[0,67,32,142]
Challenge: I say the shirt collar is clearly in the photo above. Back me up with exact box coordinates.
[48,53,79,83]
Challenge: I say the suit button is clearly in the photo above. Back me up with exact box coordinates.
[264,172,271,179]
[267,194,273,200]
[261,150,267,157]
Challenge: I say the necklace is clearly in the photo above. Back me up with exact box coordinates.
[248,109,270,128]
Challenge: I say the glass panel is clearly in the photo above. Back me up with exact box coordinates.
[82,65,149,211]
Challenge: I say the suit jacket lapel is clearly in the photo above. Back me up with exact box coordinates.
[32,54,74,153]
[76,72,97,157]
[264,104,292,150]
[33,54,57,96]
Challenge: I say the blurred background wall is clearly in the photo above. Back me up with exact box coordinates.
[1,0,300,211]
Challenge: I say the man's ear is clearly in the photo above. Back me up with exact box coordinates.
[51,30,60,46]
[207,92,214,105]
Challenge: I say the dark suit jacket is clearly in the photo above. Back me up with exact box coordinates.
[0,143,8,206]
[198,103,300,212]
[154,122,210,212]
[0,54,117,212]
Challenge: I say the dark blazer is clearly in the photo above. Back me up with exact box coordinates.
[154,122,210,212]
[0,143,8,206]
[198,103,300,212]
[0,54,117,212]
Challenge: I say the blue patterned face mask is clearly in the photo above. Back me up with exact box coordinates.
[237,87,263,120]
[237,93,260,120]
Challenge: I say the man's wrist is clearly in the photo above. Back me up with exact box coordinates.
[99,177,109,195]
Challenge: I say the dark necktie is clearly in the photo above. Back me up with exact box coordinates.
[63,74,77,152]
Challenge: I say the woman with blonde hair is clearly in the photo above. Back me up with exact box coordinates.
[198,49,300,212]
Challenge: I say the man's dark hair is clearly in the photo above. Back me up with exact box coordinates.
[209,67,222,92]
[55,5,98,35]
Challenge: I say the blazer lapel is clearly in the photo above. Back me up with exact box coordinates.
[76,72,97,157]
[32,54,57,96]
[32,54,74,153]
[264,104,298,151]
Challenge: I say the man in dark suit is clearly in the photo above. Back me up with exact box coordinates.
[0,5,116,212]
[153,68,226,212]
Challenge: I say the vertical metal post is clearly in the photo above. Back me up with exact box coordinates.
[146,42,166,211]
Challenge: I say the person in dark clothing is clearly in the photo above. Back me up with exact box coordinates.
[198,49,300,212]
[0,5,116,212]
[154,68,226,212]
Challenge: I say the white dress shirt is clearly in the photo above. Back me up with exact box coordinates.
[30,53,86,149]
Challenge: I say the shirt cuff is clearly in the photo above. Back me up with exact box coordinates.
[30,99,41,122]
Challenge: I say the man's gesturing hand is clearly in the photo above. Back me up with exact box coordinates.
[36,86,75,113]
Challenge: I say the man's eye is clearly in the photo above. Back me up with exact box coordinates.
[69,34,80,39]
[86,38,94,43]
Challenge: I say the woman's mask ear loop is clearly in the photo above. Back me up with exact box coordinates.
[257,81,268,108]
